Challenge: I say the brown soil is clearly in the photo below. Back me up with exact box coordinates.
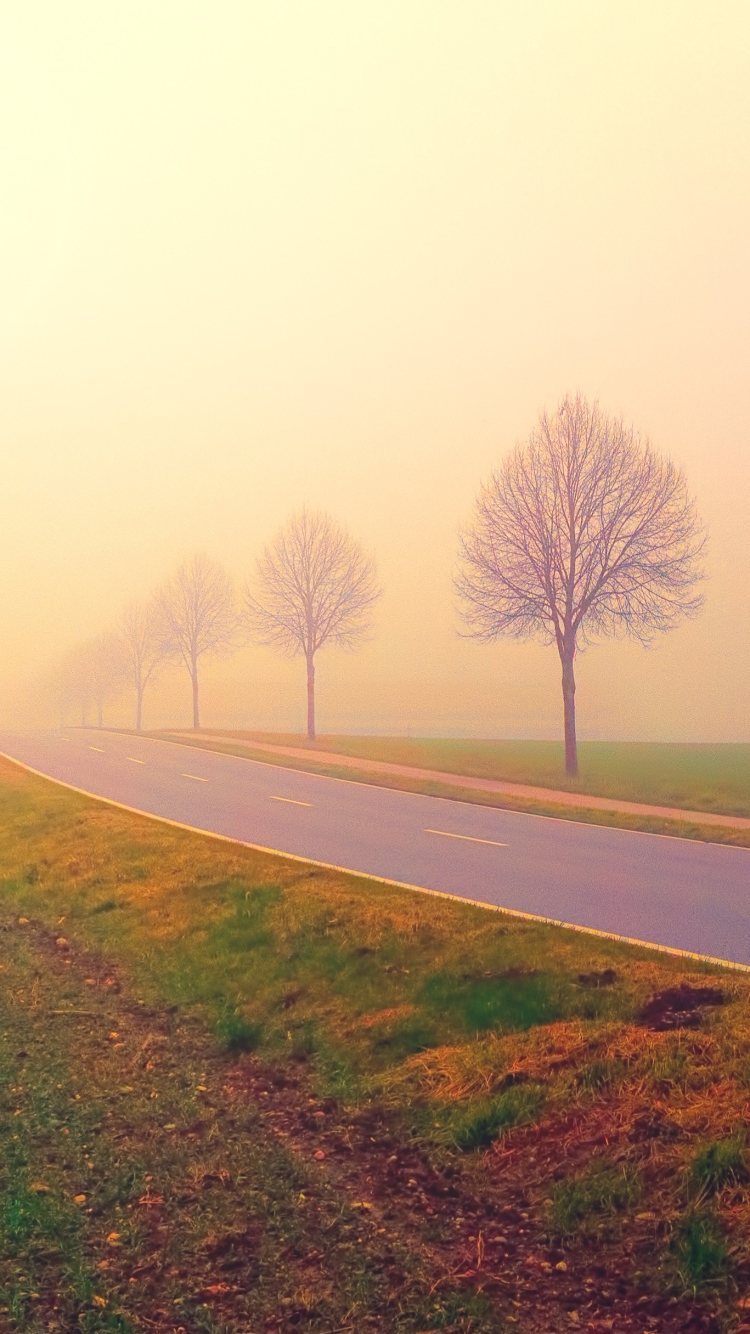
[578,970,619,989]
[638,986,726,1032]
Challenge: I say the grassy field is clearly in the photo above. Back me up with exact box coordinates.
[2,756,750,1332]
[199,734,750,819]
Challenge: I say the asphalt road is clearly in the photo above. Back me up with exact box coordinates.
[2,728,749,967]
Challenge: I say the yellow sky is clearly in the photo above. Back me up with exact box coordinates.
[1,1,749,738]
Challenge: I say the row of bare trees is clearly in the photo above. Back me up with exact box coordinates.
[54,395,705,775]
[56,513,380,739]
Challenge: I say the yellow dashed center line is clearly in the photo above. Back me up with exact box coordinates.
[182,773,208,782]
[88,746,105,753]
[270,796,312,807]
[126,757,145,765]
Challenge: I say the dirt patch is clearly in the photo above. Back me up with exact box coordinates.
[577,969,618,988]
[638,984,726,1031]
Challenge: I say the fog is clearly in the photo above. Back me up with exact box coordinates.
[2,1,749,739]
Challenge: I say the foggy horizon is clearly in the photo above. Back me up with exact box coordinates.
[3,2,749,742]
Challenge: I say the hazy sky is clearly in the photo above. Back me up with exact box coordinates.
[2,1,749,738]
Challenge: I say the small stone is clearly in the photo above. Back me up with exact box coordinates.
[314,1149,326,1160]
[73,1194,86,1205]
[18,917,29,925]
[55,937,69,950]
[30,1182,50,1194]
[555,1260,567,1271]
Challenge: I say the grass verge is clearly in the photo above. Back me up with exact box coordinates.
[1,756,750,1332]
[175,733,750,820]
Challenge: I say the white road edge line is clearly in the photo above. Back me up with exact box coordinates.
[2,748,749,975]
[270,795,312,807]
[426,828,508,848]
[182,773,208,782]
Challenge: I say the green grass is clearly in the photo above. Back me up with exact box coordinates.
[0,756,738,1104]
[674,1210,729,1288]
[215,1009,265,1053]
[689,1135,748,1195]
[448,1085,546,1150]
[198,733,750,818]
[549,1159,641,1235]
[3,756,750,1325]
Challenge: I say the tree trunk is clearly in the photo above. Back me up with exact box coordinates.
[560,644,578,778]
[192,665,200,731]
[136,686,143,732]
[306,653,315,741]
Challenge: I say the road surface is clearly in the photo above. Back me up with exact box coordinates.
[2,728,749,968]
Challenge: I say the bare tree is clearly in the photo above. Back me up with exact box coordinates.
[118,600,166,731]
[52,635,122,729]
[87,632,125,728]
[55,643,93,728]
[456,394,706,777]
[157,553,238,730]
[245,509,381,740]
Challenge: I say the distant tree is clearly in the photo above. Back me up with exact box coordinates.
[456,394,706,777]
[245,509,381,740]
[157,553,238,730]
[55,643,92,728]
[87,632,125,729]
[118,600,166,731]
[53,635,122,729]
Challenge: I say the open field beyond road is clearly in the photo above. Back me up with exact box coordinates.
[191,735,750,822]
[2,757,750,1331]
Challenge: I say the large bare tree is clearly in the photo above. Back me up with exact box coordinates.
[245,509,381,740]
[118,599,165,731]
[456,394,706,777]
[157,553,238,730]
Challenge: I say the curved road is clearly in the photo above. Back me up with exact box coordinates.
[2,728,749,968]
